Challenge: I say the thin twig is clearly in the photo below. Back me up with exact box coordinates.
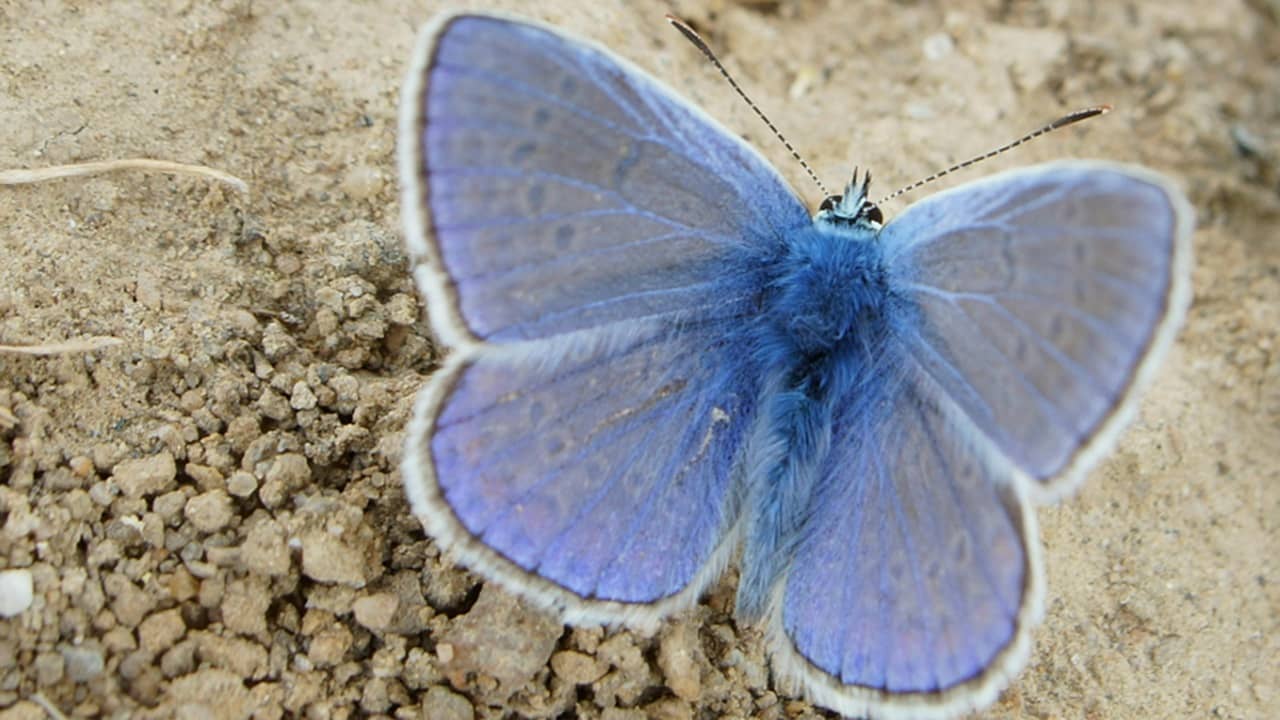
[30,692,70,720]
[0,337,123,355]
[0,158,248,194]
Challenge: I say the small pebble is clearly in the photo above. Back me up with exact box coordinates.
[0,568,34,617]
[61,644,106,682]
[340,164,384,201]
[259,453,310,509]
[184,489,234,533]
[386,293,419,325]
[352,593,399,632]
[550,650,606,685]
[299,530,368,588]
[226,470,258,498]
[645,698,694,720]
[113,452,177,498]
[163,669,255,719]
[152,489,188,524]
[307,625,353,667]
[184,463,225,491]
[106,574,155,627]
[420,685,474,720]
[922,31,954,60]
[195,631,269,680]
[69,455,96,478]
[360,677,392,714]
[138,608,187,654]
[658,621,702,701]
[290,381,318,411]
[240,517,291,577]
[437,585,559,702]
[34,650,65,686]
[221,577,271,636]
[261,321,296,360]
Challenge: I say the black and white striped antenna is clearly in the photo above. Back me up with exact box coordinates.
[666,14,830,199]
[876,105,1112,204]
[667,15,1111,208]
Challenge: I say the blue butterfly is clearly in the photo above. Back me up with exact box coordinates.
[397,13,1192,719]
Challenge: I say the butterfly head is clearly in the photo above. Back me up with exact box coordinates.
[815,168,884,232]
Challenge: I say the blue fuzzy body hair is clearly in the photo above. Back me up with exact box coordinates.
[737,220,903,619]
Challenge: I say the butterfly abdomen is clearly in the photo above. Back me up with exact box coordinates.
[737,224,898,619]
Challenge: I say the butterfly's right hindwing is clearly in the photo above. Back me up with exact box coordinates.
[405,321,755,626]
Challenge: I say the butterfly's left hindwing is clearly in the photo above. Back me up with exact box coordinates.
[399,13,808,625]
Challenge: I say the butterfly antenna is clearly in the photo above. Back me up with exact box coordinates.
[877,105,1112,204]
[666,14,830,198]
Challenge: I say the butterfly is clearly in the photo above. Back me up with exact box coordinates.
[397,12,1192,719]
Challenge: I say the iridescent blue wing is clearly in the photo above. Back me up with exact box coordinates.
[407,323,757,626]
[880,162,1193,497]
[771,163,1191,716]
[398,13,809,626]
[400,12,805,346]
[771,371,1041,719]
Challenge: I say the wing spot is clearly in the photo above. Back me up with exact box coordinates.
[889,558,908,583]
[1073,277,1090,305]
[1063,198,1084,224]
[612,142,641,189]
[555,223,576,250]
[528,400,545,425]
[1072,238,1088,265]
[490,233,514,252]
[511,141,537,164]
[1048,313,1066,343]
[952,533,971,565]
[526,183,546,213]
[532,106,551,127]
[545,435,566,457]
[1013,335,1030,364]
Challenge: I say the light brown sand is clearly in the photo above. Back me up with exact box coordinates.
[1,1,1275,718]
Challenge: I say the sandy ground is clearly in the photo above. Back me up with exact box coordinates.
[0,1,1276,718]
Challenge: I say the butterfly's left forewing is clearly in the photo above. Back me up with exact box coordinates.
[399,13,809,626]
[878,162,1192,497]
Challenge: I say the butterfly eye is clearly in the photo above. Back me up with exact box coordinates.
[865,204,883,225]
[819,195,839,212]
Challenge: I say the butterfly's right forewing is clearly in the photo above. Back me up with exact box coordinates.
[402,13,807,345]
